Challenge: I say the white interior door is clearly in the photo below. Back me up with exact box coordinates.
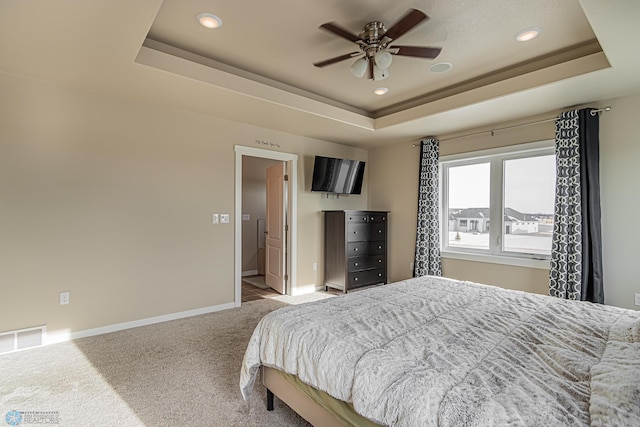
[265,162,286,294]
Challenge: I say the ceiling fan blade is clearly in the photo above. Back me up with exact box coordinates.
[384,9,428,41]
[390,45,442,59]
[319,22,362,43]
[313,52,362,68]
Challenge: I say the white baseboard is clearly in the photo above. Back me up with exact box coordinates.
[45,302,236,345]
[242,270,258,277]
[291,284,323,296]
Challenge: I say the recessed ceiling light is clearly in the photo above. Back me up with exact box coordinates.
[428,62,452,74]
[515,26,541,42]
[197,12,222,29]
[373,87,388,96]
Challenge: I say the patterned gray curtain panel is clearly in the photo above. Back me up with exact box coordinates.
[414,138,442,277]
[549,109,604,303]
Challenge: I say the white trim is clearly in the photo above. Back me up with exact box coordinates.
[291,284,324,296]
[234,145,298,305]
[45,302,236,345]
[442,250,550,270]
[242,269,259,277]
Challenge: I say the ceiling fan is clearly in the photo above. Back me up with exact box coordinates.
[313,9,442,81]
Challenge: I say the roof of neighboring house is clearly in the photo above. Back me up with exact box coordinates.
[451,207,538,222]
[452,208,490,219]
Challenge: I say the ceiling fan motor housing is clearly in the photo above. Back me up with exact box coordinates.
[360,22,390,57]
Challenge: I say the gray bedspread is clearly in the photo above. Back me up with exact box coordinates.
[240,276,640,426]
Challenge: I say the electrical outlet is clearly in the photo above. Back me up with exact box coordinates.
[59,292,70,305]
[635,293,640,306]
[220,214,230,224]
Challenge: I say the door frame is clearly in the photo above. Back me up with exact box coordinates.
[234,145,298,306]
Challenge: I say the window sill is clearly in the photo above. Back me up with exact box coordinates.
[441,250,550,270]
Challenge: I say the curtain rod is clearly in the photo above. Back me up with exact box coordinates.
[412,106,611,146]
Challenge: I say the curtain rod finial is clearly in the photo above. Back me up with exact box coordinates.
[590,106,611,116]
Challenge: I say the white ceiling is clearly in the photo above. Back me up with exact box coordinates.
[1,0,639,148]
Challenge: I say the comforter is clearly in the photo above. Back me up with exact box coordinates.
[240,276,640,426]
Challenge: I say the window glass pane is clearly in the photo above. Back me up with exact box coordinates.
[503,155,556,255]
[447,163,490,250]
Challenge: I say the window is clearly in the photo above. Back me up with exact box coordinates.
[441,141,556,264]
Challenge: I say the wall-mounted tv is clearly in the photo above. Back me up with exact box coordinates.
[311,156,365,195]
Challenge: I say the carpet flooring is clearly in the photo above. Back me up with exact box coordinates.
[0,293,333,426]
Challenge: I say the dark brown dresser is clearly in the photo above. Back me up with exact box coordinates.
[323,210,388,293]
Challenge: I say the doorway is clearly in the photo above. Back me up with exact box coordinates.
[234,146,298,306]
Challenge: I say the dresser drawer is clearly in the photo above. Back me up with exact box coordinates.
[347,241,386,256]
[368,224,386,241]
[347,223,386,242]
[347,255,385,272]
[347,223,370,242]
[346,213,370,223]
[368,213,387,223]
[348,268,386,287]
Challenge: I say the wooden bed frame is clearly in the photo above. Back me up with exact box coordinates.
[263,366,346,427]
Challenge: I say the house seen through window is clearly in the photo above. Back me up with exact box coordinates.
[441,142,556,260]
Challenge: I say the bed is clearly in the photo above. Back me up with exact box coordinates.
[240,276,640,426]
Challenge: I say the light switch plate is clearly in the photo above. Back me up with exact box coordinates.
[220,214,230,224]
[242,214,250,221]
[212,214,219,224]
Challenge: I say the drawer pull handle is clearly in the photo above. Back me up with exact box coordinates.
[378,245,382,249]
[354,262,359,266]
[378,259,382,263]
[354,248,358,252]
[354,231,357,234]
[378,273,382,277]
[378,229,382,233]
[354,277,359,281]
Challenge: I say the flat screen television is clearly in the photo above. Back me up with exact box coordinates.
[311,156,365,195]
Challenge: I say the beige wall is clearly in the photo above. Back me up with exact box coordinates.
[370,95,640,310]
[296,148,369,293]
[3,72,637,340]
[369,113,558,291]
[0,72,367,337]
[599,92,640,309]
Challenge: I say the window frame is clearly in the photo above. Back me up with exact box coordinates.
[440,140,555,270]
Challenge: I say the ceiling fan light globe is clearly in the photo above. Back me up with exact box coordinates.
[350,58,368,78]
[373,65,389,81]
[374,51,393,69]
